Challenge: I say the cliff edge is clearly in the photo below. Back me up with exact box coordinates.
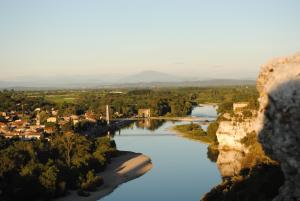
[256,53,300,201]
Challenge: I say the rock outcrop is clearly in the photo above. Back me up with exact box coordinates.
[256,53,300,201]
[217,116,255,151]
[216,112,256,177]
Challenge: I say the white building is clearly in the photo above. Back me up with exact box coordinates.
[233,102,249,112]
[47,117,57,123]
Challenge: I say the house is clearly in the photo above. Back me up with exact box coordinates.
[44,126,55,134]
[138,109,151,118]
[23,131,41,139]
[62,115,80,125]
[47,117,57,123]
[0,122,7,128]
[85,112,97,122]
[70,115,79,120]
[233,102,249,112]
[13,119,28,127]
[63,116,71,121]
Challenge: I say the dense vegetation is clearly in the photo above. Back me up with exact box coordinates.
[0,86,258,118]
[196,86,259,114]
[0,135,116,201]
[75,89,196,118]
[0,90,54,115]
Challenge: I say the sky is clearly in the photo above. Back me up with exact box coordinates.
[0,0,299,81]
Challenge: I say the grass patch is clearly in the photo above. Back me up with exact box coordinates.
[174,123,214,144]
[45,95,77,104]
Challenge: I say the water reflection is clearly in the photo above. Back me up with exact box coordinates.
[216,149,246,177]
[135,119,166,131]
[216,146,261,178]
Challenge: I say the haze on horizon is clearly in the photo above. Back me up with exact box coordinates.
[0,0,299,81]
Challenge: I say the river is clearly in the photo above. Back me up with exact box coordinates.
[101,105,221,201]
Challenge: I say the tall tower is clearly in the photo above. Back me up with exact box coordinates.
[106,105,111,139]
[36,111,40,126]
[106,105,110,125]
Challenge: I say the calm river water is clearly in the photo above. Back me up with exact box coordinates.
[101,105,221,201]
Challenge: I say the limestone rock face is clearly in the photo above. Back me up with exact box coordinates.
[217,118,255,151]
[216,113,256,177]
[256,53,300,201]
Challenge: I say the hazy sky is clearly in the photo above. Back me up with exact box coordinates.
[0,0,299,80]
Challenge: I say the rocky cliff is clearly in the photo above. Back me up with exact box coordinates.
[217,115,255,151]
[216,112,257,177]
[202,53,300,201]
[256,53,300,201]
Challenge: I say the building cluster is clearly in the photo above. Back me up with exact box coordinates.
[0,108,101,140]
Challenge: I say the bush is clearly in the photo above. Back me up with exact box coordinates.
[81,170,104,192]
[242,110,253,118]
[241,131,257,147]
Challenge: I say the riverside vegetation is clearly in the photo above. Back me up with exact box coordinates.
[0,134,116,201]
[0,86,259,201]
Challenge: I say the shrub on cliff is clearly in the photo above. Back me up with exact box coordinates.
[240,131,257,147]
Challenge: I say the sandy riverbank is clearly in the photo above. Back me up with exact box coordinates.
[56,151,153,201]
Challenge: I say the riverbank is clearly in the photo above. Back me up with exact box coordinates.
[56,151,153,201]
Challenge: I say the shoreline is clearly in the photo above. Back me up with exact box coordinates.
[55,151,153,201]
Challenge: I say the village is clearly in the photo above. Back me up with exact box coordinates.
[0,105,155,140]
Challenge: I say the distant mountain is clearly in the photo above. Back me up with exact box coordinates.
[118,70,188,83]
[0,71,256,90]
[104,79,256,88]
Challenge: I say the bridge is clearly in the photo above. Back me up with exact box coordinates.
[111,116,213,122]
